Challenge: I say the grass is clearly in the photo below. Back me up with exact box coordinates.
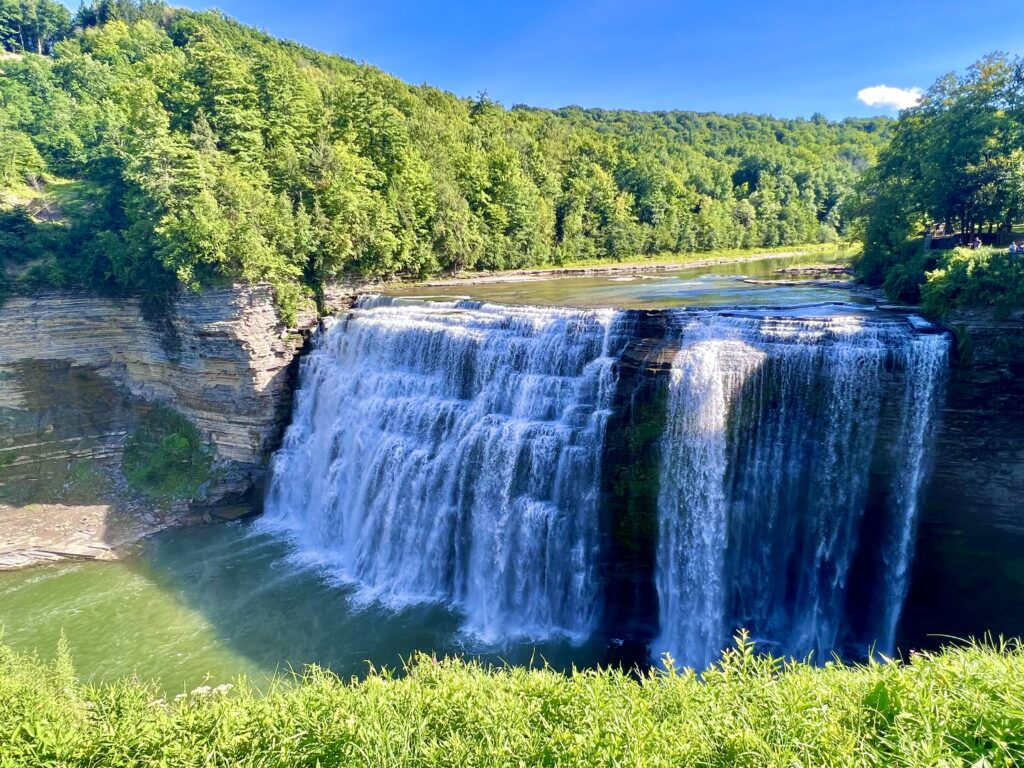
[1,633,1022,767]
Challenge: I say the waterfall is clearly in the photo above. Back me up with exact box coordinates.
[263,296,628,643]
[653,312,949,668]
[265,293,948,664]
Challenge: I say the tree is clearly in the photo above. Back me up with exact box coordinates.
[0,0,71,55]
[854,53,1024,302]
[0,1,893,314]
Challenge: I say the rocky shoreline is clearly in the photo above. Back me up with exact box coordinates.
[0,501,194,570]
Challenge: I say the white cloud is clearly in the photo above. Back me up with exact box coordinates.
[856,84,923,111]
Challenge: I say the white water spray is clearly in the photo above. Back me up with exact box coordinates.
[653,312,948,668]
[264,296,628,642]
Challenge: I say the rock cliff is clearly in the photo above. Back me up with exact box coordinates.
[0,285,320,511]
[900,308,1024,647]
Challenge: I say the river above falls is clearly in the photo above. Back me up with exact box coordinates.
[382,250,869,309]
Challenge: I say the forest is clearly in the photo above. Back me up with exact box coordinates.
[0,0,892,318]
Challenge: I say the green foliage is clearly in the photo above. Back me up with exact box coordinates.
[0,0,71,55]
[1,636,1023,766]
[1,1,890,318]
[0,127,46,186]
[883,258,927,303]
[0,206,68,299]
[856,53,1024,313]
[122,404,213,500]
[874,244,939,303]
[922,246,1024,318]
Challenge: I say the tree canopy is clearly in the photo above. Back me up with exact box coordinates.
[854,53,1024,308]
[1,1,892,319]
[0,0,71,56]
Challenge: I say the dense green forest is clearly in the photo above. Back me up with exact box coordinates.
[854,53,1024,314]
[0,0,891,317]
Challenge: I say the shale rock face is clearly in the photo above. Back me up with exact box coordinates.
[900,309,1024,647]
[0,285,318,508]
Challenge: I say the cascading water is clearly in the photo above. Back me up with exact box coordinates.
[263,296,629,643]
[264,292,948,666]
[653,311,948,669]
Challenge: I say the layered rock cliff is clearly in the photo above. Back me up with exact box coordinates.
[0,285,320,511]
[900,308,1024,647]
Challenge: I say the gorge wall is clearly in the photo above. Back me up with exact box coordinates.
[900,308,1024,647]
[0,286,319,514]
[2,282,1022,661]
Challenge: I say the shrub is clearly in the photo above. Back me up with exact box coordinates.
[854,236,924,288]
[122,405,214,500]
[922,246,1024,318]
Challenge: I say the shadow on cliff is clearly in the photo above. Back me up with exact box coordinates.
[0,360,146,509]
[898,343,1024,650]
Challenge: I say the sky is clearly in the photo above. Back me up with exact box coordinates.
[66,0,1024,119]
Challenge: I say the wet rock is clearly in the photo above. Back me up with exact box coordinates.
[901,308,1024,647]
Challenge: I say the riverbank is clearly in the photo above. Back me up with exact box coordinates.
[1,636,1020,767]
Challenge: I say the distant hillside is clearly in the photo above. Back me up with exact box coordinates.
[0,0,892,317]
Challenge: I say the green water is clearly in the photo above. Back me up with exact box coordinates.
[386,251,866,309]
[0,523,607,692]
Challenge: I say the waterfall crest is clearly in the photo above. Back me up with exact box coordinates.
[264,296,628,642]
[653,312,949,668]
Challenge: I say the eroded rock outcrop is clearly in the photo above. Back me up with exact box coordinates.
[0,285,320,511]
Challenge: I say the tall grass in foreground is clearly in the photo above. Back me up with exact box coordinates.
[1,634,1022,767]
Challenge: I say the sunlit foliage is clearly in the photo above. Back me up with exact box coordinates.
[1,635,1022,766]
[854,53,1024,311]
[1,2,891,319]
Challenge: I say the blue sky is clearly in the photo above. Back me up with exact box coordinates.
[66,0,1024,119]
